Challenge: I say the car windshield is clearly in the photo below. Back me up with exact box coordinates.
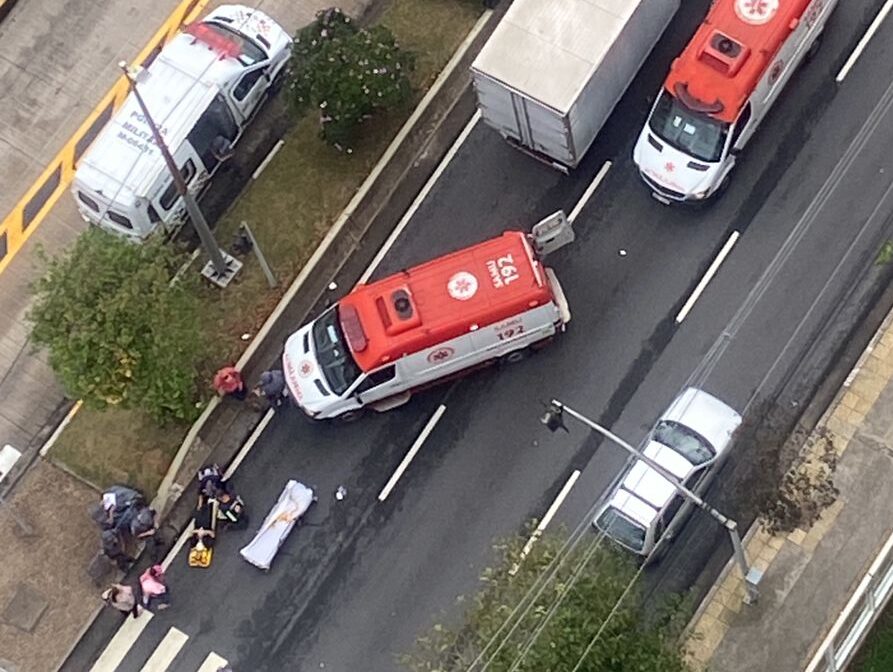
[595,508,646,552]
[649,90,729,163]
[652,420,715,466]
[311,308,362,396]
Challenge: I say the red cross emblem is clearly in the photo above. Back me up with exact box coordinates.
[665,162,675,173]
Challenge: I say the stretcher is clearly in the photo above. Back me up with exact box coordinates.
[240,480,315,570]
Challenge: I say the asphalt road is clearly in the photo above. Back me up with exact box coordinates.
[71,0,893,669]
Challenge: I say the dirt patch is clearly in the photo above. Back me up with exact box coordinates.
[0,460,102,672]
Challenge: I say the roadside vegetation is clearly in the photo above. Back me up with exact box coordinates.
[852,607,893,672]
[401,530,692,672]
[41,0,483,494]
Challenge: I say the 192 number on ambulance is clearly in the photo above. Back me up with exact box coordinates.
[487,254,519,288]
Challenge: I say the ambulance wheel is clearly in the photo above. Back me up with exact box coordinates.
[805,32,823,63]
[501,347,532,366]
[336,409,365,424]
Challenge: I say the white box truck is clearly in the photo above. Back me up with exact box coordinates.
[471,0,680,170]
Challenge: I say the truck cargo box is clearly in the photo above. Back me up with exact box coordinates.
[471,0,679,170]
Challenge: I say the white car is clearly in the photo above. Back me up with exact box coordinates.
[593,387,742,559]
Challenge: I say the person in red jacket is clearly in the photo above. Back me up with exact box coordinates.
[213,365,246,400]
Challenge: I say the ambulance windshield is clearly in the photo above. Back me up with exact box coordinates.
[649,90,728,163]
[312,308,362,396]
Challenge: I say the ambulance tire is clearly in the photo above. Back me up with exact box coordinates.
[805,32,823,63]
[500,347,532,366]
[335,408,365,424]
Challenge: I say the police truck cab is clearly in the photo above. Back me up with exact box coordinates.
[72,5,291,240]
[283,232,571,420]
[633,0,837,204]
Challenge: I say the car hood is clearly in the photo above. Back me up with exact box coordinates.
[633,127,722,197]
[661,387,742,457]
[282,326,333,416]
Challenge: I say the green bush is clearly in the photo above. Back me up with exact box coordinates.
[29,228,203,422]
[287,8,414,148]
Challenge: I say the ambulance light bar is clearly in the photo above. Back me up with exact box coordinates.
[340,304,368,353]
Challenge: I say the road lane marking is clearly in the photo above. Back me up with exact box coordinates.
[139,626,188,672]
[568,161,612,223]
[378,404,447,501]
[510,469,581,575]
[197,651,229,672]
[224,406,276,479]
[675,230,740,324]
[252,139,285,180]
[357,111,481,285]
[89,610,154,672]
[836,0,893,82]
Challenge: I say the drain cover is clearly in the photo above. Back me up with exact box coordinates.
[1,583,48,632]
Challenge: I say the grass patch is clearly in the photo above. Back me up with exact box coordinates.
[851,606,893,672]
[52,406,185,495]
[49,0,483,495]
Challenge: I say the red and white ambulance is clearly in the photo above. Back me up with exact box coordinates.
[283,231,571,419]
[632,0,837,204]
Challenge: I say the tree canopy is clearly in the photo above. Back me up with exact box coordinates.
[287,8,414,147]
[29,228,203,422]
[402,531,691,672]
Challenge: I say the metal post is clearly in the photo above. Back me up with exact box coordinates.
[240,221,277,288]
[118,62,240,286]
[552,400,760,603]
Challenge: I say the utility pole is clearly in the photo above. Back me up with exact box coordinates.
[542,399,761,604]
[118,61,241,288]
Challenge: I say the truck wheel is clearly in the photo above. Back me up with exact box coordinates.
[501,347,531,365]
[805,32,823,63]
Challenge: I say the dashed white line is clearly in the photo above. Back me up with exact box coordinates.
[837,0,893,82]
[378,404,447,501]
[510,469,581,575]
[675,230,741,324]
[568,161,612,223]
[89,611,154,672]
[358,111,482,285]
[139,626,188,671]
[252,139,285,179]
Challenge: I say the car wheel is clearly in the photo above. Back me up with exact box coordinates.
[500,347,531,366]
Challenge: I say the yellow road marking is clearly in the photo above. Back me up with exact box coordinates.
[0,0,211,276]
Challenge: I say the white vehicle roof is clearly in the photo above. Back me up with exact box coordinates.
[74,5,280,209]
[472,0,643,114]
[661,387,742,457]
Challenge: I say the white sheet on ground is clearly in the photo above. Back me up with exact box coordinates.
[240,480,314,570]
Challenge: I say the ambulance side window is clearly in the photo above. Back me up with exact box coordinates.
[730,103,752,148]
[356,365,397,393]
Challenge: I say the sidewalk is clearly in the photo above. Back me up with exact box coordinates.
[686,310,893,671]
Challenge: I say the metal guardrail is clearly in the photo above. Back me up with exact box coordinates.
[805,528,893,671]
[0,0,210,276]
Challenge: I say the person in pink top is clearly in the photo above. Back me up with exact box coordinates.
[213,365,246,400]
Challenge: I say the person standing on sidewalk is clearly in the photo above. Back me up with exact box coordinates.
[213,365,247,400]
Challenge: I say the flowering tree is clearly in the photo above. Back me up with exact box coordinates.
[287,8,414,148]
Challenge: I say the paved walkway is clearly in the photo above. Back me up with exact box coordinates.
[687,309,893,671]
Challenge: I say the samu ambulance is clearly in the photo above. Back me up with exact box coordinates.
[72,5,291,241]
[283,231,572,420]
[633,0,837,204]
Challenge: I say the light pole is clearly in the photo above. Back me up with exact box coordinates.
[542,399,761,604]
[118,61,241,288]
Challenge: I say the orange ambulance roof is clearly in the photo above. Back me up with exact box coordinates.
[665,0,812,123]
[339,231,553,372]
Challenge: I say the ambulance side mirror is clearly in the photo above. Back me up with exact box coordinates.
[531,210,574,257]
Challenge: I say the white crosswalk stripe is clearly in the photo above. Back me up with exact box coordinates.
[90,611,154,672]
[139,626,188,671]
[90,616,230,672]
[196,651,229,672]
